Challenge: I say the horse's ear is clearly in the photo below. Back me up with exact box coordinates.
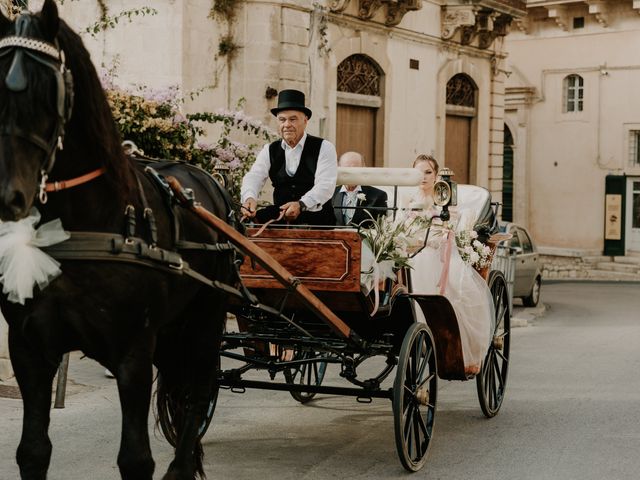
[40,0,60,41]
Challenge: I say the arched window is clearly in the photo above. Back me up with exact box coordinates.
[446,73,476,108]
[336,54,384,166]
[564,74,584,112]
[337,54,382,96]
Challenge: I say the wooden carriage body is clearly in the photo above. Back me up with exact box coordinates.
[237,226,467,380]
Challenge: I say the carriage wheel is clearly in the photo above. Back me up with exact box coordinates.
[393,323,438,472]
[476,271,511,418]
[283,350,327,404]
[157,376,219,448]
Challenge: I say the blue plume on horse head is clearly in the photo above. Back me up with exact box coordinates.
[2,0,60,92]
[4,13,32,92]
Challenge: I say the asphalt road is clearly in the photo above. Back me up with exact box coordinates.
[1,281,639,480]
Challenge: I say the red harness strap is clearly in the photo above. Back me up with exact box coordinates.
[45,167,106,192]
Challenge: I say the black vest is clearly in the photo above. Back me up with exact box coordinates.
[267,135,335,224]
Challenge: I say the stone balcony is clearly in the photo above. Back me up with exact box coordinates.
[441,0,527,48]
[517,0,640,32]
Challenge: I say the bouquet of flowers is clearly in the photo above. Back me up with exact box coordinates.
[455,229,493,270]
[359,211,430,314]
[360,212,431,271]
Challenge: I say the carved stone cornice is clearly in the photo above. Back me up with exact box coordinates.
[358,0,383,19]
[513,16,529,34]
[329,0,352,14]
[478,13,511,49]
[442,5,478,40]
[385,0,422,27]
[587,0,609,27]
[442,5,512,49]
[545,5,569,31]
[355,0,422,26]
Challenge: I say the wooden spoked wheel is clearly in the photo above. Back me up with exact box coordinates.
[476,271,511,418]
[283,350,328,404]
[393,323,438,472]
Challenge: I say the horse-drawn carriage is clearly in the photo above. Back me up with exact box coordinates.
[158,166,514,472]
[0,3,513,477]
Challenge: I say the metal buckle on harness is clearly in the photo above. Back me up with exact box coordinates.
[169,258,184,271]
[38,170,48,204]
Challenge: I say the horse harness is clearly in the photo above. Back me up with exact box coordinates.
[1,14,252,302]
[42,158,254,303]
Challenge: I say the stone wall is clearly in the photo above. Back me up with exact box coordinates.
[540,255,590,280]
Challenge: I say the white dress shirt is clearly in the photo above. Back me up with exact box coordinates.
[241,133,337,211]
[339,185,362,224]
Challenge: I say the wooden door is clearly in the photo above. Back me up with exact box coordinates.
[445,114,471,184]
[336,104,376,166]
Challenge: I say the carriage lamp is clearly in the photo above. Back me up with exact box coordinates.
[434,168,457,222]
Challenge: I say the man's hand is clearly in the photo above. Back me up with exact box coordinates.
[280,201,301,221]
[241,198,257,220]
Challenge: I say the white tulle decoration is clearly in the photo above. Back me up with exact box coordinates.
[0,208,70,304]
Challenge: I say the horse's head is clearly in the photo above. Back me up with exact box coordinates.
[0,0,73,221]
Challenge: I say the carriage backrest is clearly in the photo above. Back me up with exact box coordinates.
[455,184,498,237]
[336,167,422,187]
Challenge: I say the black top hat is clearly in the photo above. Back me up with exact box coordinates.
[270,89,312,119]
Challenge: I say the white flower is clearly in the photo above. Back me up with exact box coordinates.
[470,231,478,239]
[356,192,367,203]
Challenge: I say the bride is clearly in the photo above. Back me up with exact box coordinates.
[403,155,494,375]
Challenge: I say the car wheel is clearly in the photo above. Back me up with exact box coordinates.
[523,276,541,307]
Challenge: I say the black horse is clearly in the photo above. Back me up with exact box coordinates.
[0,2,236,479]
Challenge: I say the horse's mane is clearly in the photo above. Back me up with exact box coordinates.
[55,21,135,202]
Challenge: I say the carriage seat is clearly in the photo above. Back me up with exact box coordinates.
[454,185,499,242]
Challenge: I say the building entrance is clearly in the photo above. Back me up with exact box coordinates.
[627,177,640,253]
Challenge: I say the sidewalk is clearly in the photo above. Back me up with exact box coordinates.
[511,302,547,328]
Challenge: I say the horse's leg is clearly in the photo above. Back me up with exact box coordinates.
[9,325,58,480]
[115,340,156,480]
[162,300,225,480]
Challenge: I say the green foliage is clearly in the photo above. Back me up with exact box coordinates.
[84,7,157,37]
[217,33,239,58]
[105,84,277,203]
[209,0,239,22]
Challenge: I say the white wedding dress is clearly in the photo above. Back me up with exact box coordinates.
[403,191,494,373]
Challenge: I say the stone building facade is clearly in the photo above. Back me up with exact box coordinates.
[0,0,525,378]
[505,0,640,257]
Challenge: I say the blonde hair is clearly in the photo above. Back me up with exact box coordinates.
[413,154,439,173]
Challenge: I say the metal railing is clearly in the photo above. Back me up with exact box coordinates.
[491,245,516,313]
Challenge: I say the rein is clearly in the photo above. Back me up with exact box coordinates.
[40,167,106,203]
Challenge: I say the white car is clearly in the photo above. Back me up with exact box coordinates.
[500,222,542,307]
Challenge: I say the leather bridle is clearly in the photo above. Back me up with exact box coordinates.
[0,12,102,203]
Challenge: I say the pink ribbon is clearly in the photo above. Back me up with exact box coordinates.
[437,229,453,295]
[370,263,381,317]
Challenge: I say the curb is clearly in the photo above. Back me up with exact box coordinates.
[511,303,546,328]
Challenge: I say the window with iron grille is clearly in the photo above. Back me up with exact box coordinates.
[446,74,476,107]
[337,54,382,96]
[629,131,640,166]
[563,74,584,113]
